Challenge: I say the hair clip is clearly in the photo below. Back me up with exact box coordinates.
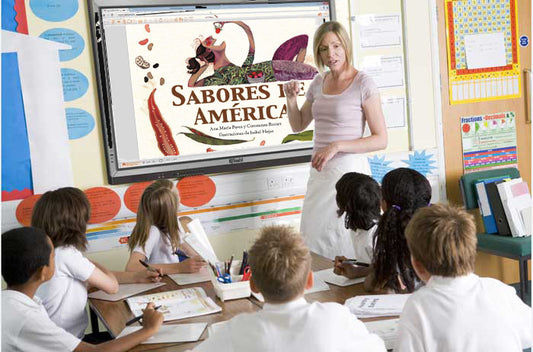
[392,204,402,211]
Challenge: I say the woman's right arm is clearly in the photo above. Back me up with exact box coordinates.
[86,260,119,294]
[283,80,313,132]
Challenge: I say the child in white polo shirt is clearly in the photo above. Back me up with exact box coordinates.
[196,225,386,352]
[1,227,163,352]
[396,204,532,351]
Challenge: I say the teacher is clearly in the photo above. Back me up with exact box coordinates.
[284,21,387,259]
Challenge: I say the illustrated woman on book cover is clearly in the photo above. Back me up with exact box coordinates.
[186,21,318,87]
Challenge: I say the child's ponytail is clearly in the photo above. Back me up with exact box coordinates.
[372,168,431,292]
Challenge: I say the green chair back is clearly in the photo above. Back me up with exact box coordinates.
[459,167,520,210]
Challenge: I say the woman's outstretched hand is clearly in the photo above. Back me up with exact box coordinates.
[283,80,300,100]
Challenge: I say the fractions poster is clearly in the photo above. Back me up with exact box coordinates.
[445,0,521,104]
[461,111,517,173]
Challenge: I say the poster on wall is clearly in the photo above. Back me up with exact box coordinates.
[461,111,517,173]
[444,0,521,104]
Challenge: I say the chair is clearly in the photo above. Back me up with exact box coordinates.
[459,167,531,303]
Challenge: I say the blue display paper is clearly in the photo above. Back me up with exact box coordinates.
[2,0,17,32]
[2,52,33,194]
[368,155,393,184]
[402,150,437,177]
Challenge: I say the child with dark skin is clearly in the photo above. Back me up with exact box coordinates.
[1,227,163,352]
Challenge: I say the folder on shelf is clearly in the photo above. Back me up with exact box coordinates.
[475,181,498,234]
[485,181,512,236]
[497,179,532,237]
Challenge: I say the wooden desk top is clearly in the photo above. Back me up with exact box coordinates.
[89,275,260,352]
[89,252,389,352]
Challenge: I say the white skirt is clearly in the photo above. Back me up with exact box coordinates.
[300,154,371,260]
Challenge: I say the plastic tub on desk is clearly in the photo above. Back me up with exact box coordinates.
[210,260,251,302]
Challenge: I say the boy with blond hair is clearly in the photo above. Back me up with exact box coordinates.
[196,225,385,352]
[396,204,531,351]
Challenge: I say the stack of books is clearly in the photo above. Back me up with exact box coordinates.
[475,177,532,237]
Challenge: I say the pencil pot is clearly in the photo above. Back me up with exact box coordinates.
[210,260,251,302]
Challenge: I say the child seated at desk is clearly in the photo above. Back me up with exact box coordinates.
[31,187,162,339]
[195,225,386,352]
[2,227,163,352]
[333,172,381,279]
[125,179,205,274]
[364,168,431,293]
[396,204,532,351]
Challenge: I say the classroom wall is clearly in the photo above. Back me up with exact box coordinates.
[0,0,445,272]
[2,0,445,270]
[85,0,532,287]
[436,0,531,284]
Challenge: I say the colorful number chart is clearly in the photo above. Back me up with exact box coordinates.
[461,111,517,173]
[445,0,521,104]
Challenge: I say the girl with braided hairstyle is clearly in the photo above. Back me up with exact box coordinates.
[364,168,432,293]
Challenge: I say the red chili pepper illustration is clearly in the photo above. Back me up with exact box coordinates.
[139,38,149,45]
[148,89,179,156]
[260,140,266,146]
[206,148,216,152]
[145,24,150,32]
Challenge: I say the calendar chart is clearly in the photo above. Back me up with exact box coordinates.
[445,0,521,104]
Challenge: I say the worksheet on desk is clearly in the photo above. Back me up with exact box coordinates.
[88,283,167,301]
[126,287,221,321]
[118,323,207,343]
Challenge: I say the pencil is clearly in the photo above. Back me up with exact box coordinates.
[139,259,162,277]
[227,255,234,274]
[331,259,370,267]
[125,305,161,326]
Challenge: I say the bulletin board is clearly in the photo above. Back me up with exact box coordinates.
[444,0,521,104]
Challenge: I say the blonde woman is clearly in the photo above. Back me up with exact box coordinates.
[126,180,205,274]
[284,21,387,259]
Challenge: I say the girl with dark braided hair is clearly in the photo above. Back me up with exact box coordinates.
[364,168,431,293]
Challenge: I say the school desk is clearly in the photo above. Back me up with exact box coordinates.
[88,252,393,352]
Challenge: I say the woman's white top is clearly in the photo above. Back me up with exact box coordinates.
[35,246,95,338]
[396,274,532,351]
[132,225,180,264]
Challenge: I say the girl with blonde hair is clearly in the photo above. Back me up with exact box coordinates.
[126,180,205,273]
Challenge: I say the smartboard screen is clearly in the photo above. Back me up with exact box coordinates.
[88,0,331,183]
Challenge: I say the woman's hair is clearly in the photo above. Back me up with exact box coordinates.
[336,172,381,231]
[31,187,90,251]
[187,43,216,74]
[128,180,180,252]
[372,168,432,293]
[313,21,353,73]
